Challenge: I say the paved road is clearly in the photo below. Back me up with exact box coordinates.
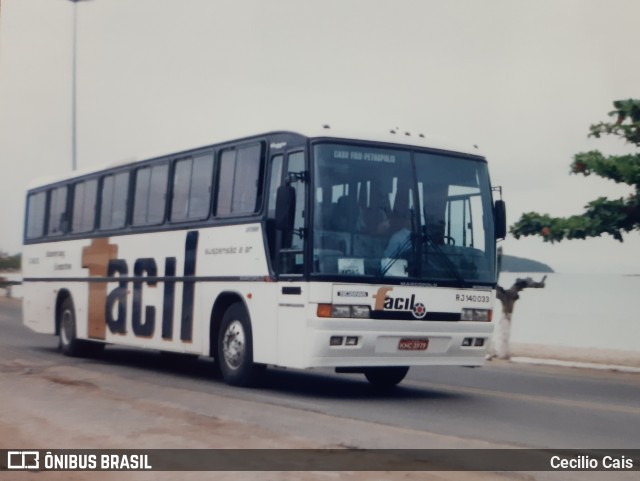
[2,297,639,451]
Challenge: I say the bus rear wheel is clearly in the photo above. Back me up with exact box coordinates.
[217,303,264,387]
[58,297,103,357]
[363,366,409,389]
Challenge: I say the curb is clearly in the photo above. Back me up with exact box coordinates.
[510,356,640,373]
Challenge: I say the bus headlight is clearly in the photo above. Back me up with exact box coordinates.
[351,305,371,318]
[331,305,352,318]
[317,304,371,319]
[461,308,492,322]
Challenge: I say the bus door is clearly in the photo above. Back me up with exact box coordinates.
[270,150,307,277]
[272,150,309,367]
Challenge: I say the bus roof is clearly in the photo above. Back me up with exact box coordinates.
[298,125,482,156]
[26,126,483,190]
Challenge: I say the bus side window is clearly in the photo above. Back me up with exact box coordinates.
[267,155,283,218]
[170,152,214,222]
[189,153,214,219]
[266,155,283,267]
[100,171,130,230]
[25,191,47,239]
[72,179,97,233]
[133,163,169,226]
[216,144,264,217]
[47,185,68,236]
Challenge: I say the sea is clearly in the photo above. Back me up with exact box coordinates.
[498,272,640,354]
[2,271,639,354]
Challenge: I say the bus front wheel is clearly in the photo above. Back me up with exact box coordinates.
[363,366,409,389]
[217,303,264,387]
[58,297,103,357]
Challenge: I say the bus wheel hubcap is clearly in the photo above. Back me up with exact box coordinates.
[61,310,73,346]
[222,320,245,370]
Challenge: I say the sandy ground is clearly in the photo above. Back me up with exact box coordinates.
[0,356,534,481]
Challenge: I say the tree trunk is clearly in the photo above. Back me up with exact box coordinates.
[488,276,546,360]
[491,311,512,359]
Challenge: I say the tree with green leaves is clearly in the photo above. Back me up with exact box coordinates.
[511,99,640,242]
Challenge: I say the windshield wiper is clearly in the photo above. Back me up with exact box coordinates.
[420,225,466,285]
[381,233,413,276]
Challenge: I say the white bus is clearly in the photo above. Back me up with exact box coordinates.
[22,127,506,388]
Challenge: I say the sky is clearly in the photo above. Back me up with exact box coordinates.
[1,0,639,274]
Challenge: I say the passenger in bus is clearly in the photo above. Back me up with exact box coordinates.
[360,183,392,236]
[331,196,365,232]
[383,209,412,257]
[363,205,391,235]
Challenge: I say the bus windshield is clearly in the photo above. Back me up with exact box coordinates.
[312,143,496,285]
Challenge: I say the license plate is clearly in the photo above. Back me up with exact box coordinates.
[398,338,429,351]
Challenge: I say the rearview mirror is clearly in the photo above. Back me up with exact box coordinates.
[275,185,296,232]
[494,200,507,240]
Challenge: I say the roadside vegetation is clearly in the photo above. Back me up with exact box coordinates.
[0,252,21,271]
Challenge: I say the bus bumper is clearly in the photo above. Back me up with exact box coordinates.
[282,317,494,369]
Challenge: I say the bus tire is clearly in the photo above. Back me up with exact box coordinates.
[217,302,264,387]
[363,366,409,389]
[58,297,103,357]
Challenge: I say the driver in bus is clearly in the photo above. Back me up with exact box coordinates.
[383,209,412,257]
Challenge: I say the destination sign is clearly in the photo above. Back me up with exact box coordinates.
[332,149,397,163]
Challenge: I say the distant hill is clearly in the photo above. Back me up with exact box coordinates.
[500,254,554,273]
